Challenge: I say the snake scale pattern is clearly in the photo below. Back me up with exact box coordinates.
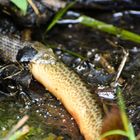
[0,34,103,140]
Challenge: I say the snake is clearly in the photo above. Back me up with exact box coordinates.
[0,34,103,140]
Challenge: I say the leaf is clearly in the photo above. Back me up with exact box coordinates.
[117,87,136,140]
[10,0,28,15]
[79,15,140,44]
[99,129,128,140]
[46,0,77,32]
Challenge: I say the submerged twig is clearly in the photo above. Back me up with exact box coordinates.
[3,115,29,140]
[115,49,129,84]
[27,0,40,15]
[105,39,119,48]
[95,53,125,85]
[97,54,115,74]
[8,125,29,140]
[111,49,129,87]
[42,0,66,9]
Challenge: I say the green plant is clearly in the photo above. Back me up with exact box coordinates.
[46,1,77,32]
[78,15,140,44]
[100,86,136,140]
[10,0,28,15]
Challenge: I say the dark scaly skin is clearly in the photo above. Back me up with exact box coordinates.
[0,35,31,62]
[0,35,103,140]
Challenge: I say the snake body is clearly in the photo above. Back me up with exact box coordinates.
[0,35,103,140]
[0,35,32,62]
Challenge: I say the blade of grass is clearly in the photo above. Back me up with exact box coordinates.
[78,15,140,44]
[117,87,136,140]
[117,87,129,132]
[99,129,128,140]
[47,44,86,60]
[46,1,77,32]
[100,87,136,140]
[61,48,85,60]
[128,123,136,140]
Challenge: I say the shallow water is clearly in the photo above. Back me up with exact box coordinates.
[0,2,140,139]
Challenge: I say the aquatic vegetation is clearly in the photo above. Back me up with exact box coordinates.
[2,116,29,140]
[10,0,140,44]
[100,87,136,140]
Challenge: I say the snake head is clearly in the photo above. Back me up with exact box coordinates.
[31,42,57,65]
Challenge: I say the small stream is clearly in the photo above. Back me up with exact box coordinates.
[0,1,140,139]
